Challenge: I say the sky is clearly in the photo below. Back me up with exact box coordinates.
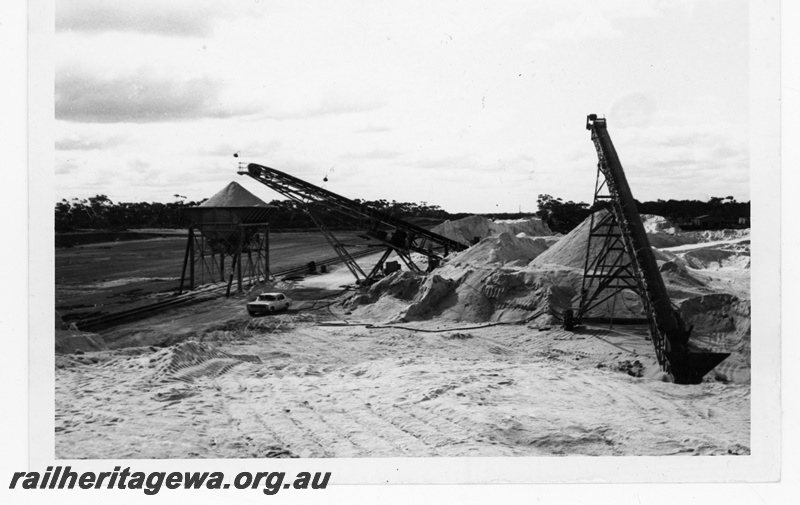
[53,0,749,214]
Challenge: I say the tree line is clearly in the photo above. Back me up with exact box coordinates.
[54,195,202,232]
[534,194,750,234]
[54,196,451,233]
[55,194,749,234]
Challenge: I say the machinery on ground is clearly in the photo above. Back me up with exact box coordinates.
[575,114,730,384]
[239,163,469,285]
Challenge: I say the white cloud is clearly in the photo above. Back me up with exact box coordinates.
[56,67,249,123]
[338,149,406,162]
[608,92,659,127]
[55,161,79,175]
[55,135,125,151]
[56,0,249,37]
[354,126,392,134]
[259,97,387,122]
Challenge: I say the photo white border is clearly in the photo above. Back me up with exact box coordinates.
[20,0,784,493]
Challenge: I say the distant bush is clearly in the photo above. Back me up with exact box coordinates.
[55,195,206,232]
[55,194,749,234]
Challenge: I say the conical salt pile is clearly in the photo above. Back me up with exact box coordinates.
[200,181,269,207]
[529,212,602,269]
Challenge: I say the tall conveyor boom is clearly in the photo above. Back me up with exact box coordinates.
[239,163,468,283]
[581,114,729,384]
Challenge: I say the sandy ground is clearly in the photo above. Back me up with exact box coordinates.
[55,277,749,458]
[55,217,751,459]
[55,309,750,458]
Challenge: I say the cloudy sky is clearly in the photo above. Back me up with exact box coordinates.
[54,0,749,213]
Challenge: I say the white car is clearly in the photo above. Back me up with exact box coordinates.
[247,292,291,316]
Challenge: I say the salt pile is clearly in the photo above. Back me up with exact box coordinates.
[640,216,751,249]
[530,213,600,270]
[639,215,696,248]
[200,181,269,207]
[641,214,682,234]
[345,271,458,323]
[349,211,632,324]
[686,229,750,243]
[347,210,751,374]
[449,232,554,267]
[346,265,581,325]
[679,294,751,382]
[682,247,751,270]
[431,215,552,245]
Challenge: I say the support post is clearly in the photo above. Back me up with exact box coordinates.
[179,226,193,294]
[265,225,270,281]
[189,229,195,290]
[236,228,244,293]
[365,247,394,281]
[226,253,238,297]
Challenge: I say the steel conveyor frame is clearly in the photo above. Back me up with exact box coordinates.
[239,162,468,284]
[579,115,729,384]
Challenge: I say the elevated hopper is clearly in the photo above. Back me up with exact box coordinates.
[183,182,274,255]
[180,182,274,293]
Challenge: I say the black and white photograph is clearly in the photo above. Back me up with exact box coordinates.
[7,0,791,501]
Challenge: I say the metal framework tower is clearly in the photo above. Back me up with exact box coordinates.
[179,185,274,295]
[238,162,469,284]
[577,114,729,384]
[179,221,270,295]
[578,211,647,324]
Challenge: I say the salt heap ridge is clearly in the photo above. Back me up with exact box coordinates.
[347,213,751,362]
[431,215,552,245]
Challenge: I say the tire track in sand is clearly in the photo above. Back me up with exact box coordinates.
[216,372,329,458]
